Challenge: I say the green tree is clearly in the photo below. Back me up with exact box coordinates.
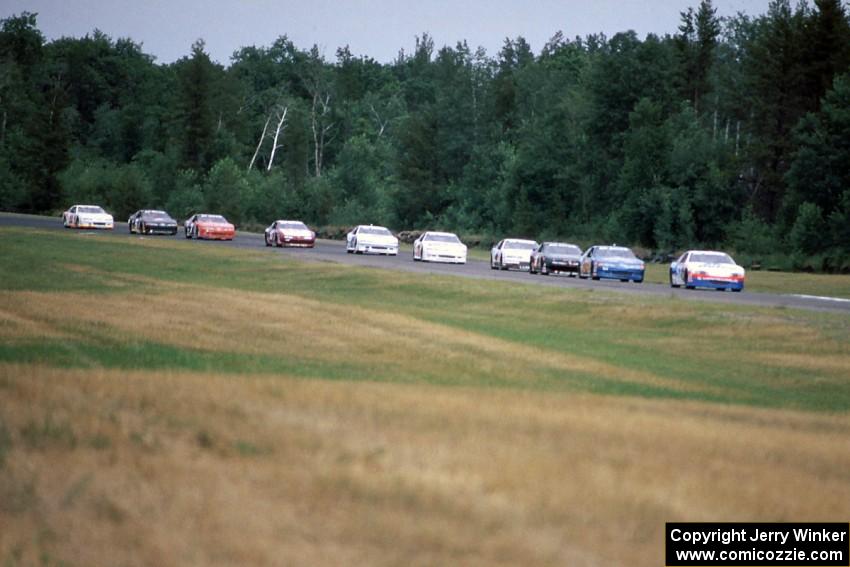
[165,169,204,220]
[786,73,850,216]
[789,201,827,254]
[203,157,248,224]
[177,40,216,171]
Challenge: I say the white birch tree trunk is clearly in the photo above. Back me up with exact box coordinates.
[248,114,272,171]
[267,106,288,171]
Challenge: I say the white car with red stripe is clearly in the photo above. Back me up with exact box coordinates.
[669,250,745,292]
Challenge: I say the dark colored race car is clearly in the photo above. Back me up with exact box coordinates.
[128,209,178,235]
[530,242,583,276]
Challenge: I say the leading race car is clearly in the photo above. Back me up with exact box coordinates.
[490,238,539,271]
[264,220,316,248]
[413,231,467,263]
[184,213,235,240]
[346,225,398,255]
[670,250,745,291]
[62,204,113,230]
[530,242,583,276]
[128,209,178,235]
[578,245,645,282]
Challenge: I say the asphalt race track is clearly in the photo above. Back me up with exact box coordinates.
[4,212,850,314]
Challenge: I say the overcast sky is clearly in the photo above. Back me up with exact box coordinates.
[3,0,773,65]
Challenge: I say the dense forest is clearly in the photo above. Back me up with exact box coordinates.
[1,0,849,269]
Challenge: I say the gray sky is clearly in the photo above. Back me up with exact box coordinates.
[4,0,772,65]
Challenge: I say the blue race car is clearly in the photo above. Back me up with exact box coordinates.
[578,245,645,282]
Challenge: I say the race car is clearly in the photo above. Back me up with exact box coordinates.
[264,220,316,248]
[530,242,583,276]
[346,225,398,255]
[128,209,178,235]
[578,245,644,282]
[184,214,235,240]
[490,238,539,271]
[413,231,467,263]
[62,205,113,230]
[669,250,745,291]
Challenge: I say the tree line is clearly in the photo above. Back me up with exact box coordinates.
[1,0,849,270]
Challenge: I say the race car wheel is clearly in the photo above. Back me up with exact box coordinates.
[490,256,497,270]
[265,234,271,247]
[670,272,680,288]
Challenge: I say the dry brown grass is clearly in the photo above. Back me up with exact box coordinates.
[0,285,724,396]
[2,364,849,566]
[2,232,849,566]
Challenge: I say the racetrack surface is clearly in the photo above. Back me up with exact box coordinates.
[4,212,849,314]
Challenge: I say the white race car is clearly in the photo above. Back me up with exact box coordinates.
[62,204,114,229]
[670,250,745,291]
[413,231,467,263]
[346,225,399,255]
[490,238,538,271]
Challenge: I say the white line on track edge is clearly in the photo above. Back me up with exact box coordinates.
[789,294,850,303]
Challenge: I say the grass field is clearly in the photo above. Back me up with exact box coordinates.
[2,227,850,566]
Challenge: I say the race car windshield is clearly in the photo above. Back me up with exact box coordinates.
[597,248,636,259]
[691,253,734,264]
[361,227,392,236]
[547,244,581,255]
[142,213,172,222]
[425,234,461,243]
[79,206,105,214]
[504,241,536,250]
[281,222,308,230]
[199,215,228,223]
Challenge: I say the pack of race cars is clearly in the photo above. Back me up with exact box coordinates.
[60,204,746,291]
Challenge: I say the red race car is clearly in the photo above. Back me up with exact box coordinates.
[184,214,235,240]
[264,220,316,248]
